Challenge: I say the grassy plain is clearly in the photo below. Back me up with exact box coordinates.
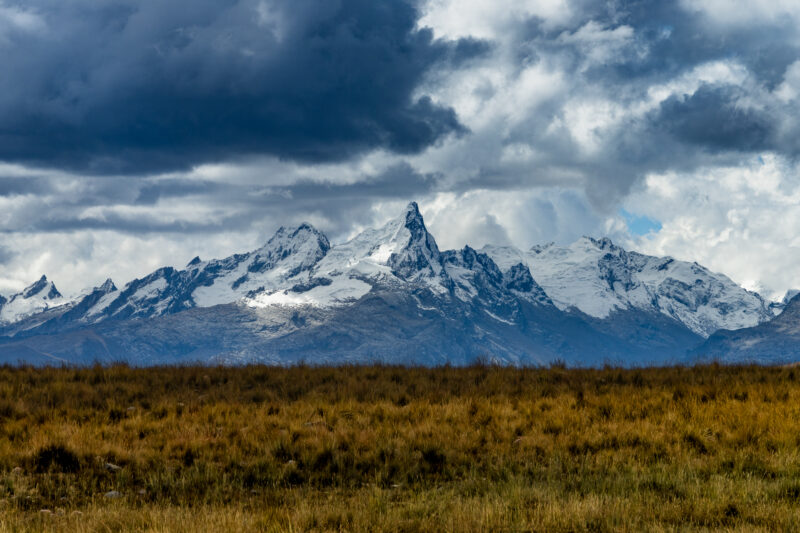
[0,363,799,532]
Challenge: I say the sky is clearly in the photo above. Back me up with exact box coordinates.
[0,0,799,300]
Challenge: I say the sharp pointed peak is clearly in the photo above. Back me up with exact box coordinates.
[362,201,442,280]
[23,275,49,290]
[21,275,61,300]
[99,278,117,292]
[396,200,429,229]
[402,201,426,224]
[363,201,425,232]
[404,201,420,215]
[380,201,424,227]
[368,201,435,249]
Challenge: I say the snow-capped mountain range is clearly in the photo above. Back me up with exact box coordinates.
[0,202,794,366]
[482,238,775,337]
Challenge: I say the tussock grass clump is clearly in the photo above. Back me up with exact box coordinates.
[0,363,798,531]
[30,445,82,474]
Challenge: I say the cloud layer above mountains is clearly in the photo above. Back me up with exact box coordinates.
[0,0,799,299]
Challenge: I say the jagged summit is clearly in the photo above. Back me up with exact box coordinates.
[379,202,439,256]
[267,222,328,245]
[473,245,551,306]
[387,202,442,281]
[0,275,64,324]
[254,223,331,275]
[23,275,62,300]
[313,202,442,283]
[80,222,335,319]
[401,201,424,230]
[99,279,117,292]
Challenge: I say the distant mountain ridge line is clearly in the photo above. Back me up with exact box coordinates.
[0,202,794,367]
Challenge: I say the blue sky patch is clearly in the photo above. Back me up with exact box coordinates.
[620,209,662,236]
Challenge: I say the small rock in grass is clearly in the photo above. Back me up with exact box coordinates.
[104,463,122,472]
[11,467,22,475]
[137,489,147,496]
[104,490,122,499]
[39,509,52,515]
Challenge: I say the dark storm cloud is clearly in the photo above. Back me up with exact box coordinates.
[0,0,479,174]
[652,85,774,153]
[0,178,49,197]
[134,179,225,205]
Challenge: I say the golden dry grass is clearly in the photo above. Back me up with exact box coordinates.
[0,363,799,531]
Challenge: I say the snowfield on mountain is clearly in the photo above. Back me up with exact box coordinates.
[482,238,774,337]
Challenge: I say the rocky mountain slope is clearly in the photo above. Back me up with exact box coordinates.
[692,294,800,364]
